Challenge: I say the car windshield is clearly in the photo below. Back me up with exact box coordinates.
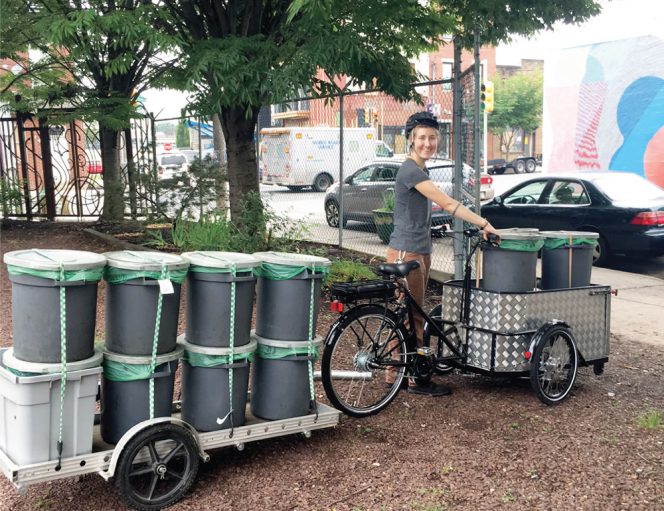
[593,174,664,201]
[162,155,186,165]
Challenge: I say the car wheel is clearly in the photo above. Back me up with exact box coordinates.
[325,199,346,227]
[525,159,537,173]
[592,234,610,266]
[313,173,333,192]
[494,168,505,175]
[514,160,526,173]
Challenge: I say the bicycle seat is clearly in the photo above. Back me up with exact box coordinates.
[377,260,420,278]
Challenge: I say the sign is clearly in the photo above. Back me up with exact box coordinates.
[164,143,172,151]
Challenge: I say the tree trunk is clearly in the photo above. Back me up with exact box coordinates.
[220,105,260,222]
[99,126,124,222]
[212,113,228,212]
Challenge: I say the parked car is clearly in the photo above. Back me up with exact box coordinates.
[481,172,664,264]
[324,157,494,228]
[157,152,188,179]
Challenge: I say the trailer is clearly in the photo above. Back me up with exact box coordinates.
[487,156,539,175]
[0,402,340,510]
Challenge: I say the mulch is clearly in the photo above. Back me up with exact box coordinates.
[0,220,662,511]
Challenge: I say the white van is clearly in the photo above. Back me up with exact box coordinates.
[259,127,378,191]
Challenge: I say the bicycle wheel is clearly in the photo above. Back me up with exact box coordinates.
[529,325,578,405]
[322,305,408,418]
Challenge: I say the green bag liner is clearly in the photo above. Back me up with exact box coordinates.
[183,350,254,368]
[256,343,320,360]
[104,266,188,284]
[496,239,545,252]
[253,262,330,281]
[6,265,104,282]
[103,359,157,382]
[543,237,598,250]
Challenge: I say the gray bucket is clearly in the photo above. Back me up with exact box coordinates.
[181,252,260,347]
[482,232,544,293]
[3,249,106,363]
[103,251,188,356]
[250,335,322,420]
[100,347,182,444]
[180,340,256,431]
[253,252,331,341]
[541,231,598,289]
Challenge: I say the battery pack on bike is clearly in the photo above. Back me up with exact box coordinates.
[329,280,397,306]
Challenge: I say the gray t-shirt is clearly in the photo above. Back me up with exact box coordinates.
[388,158,432,254]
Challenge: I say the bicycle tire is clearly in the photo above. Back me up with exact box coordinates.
[321,304,408,418]
[529,325,578,405]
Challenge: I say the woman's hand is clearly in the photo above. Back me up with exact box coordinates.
[481,220,500,241]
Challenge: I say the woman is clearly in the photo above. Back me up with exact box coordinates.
[387,111,499,396]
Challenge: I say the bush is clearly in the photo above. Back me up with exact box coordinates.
[326,259,377,286]
[170,192,309,253]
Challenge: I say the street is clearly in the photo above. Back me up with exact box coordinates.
[260,169,664,279]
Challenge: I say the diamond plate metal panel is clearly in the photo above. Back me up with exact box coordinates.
[441,282,610,372]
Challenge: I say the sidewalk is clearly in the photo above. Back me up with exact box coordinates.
[590,265,664,347]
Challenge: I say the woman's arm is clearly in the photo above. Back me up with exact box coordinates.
[414,180,499,237]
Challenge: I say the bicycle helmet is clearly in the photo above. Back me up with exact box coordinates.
[405,111,440,138]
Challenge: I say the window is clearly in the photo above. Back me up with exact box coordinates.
[504,180,548,205]
[442,61,453,90]
[546,181,590,205]
[374,166,397,182]
[352,167,374,183]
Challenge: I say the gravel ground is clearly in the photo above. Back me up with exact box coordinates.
[0,221,662,511]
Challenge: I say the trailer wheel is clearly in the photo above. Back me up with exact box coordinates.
[115,423,200,511]
[525,159,537,173]
[313,173,333,192]
[529,325,578,405]
[514,159,526,173]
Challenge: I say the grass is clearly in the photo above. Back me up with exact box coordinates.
[326,259,377,286]
[637,410,663,429]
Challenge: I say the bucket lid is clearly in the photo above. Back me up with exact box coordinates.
[493,230,543,241]
[179,339,257,356]
[103,251,189,272]
[498,228,540,233]
[252,251,331,268]
[251,331,323,349]
[2,348,103,374]
[3,249,106,271]
[181,251,260,270]
[102,345,184,365]
[539,230,600,239]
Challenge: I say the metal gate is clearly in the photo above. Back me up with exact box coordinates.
[0,112,155,220]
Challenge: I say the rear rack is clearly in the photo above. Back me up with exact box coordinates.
[330,279,397,304]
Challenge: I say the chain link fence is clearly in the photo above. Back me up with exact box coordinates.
[260,77,480,279]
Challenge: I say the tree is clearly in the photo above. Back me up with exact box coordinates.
[160,0,455,221]
[488,70,544,159]
[0,0,175,222]
[445,0,602,48]
[176,119,190,148]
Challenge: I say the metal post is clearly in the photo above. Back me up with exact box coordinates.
[15,112,33,220]
[473,30,482,217]
[452,39,463,279]
[338,92,345,249]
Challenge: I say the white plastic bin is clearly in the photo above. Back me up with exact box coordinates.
[0,358,101,465]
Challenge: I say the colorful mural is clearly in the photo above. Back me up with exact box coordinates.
[543,35,664,188]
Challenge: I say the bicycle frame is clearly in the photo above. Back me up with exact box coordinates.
[366,232,486,371]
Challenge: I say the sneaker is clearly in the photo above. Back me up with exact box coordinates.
[407,382,452,396]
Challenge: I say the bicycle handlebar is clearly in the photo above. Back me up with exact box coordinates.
[432,225,500,246]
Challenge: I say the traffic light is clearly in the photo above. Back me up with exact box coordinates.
[481,81,494,113]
